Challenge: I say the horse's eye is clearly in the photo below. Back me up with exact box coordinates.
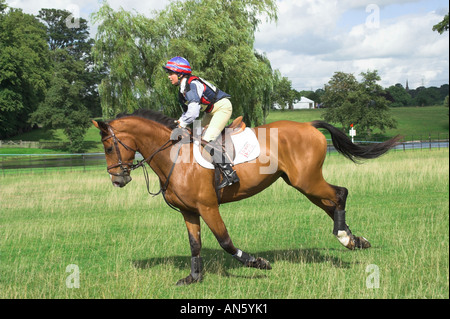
[106,146,113,154]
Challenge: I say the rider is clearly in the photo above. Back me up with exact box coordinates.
[163,56,239,189]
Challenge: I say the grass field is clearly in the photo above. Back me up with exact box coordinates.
[266,106,449,140]
[1,149,448,299]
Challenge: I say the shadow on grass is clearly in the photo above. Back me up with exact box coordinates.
[132,247,352,279]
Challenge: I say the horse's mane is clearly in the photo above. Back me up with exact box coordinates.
[113,109,178,130]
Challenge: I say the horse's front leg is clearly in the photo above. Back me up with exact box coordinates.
[199,206,272,271]
[176,211,204,286]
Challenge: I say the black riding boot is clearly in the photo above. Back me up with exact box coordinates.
[203,139,240,189]
[216,163,240,189]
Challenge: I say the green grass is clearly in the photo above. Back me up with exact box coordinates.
[0,148,68,155]
[266,106,449,140]
[386,106,449,139]
[1,149,448,298]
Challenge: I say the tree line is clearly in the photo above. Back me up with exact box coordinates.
[291,82,449,109]
[0,1,103,151]
[1,0,448,151]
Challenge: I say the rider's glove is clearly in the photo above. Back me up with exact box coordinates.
[170,121,191,142]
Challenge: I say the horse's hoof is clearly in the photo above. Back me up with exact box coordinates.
[354,236,371,249]
[176,274,203,286]
[343,234,371,250]
[246,257,272,270]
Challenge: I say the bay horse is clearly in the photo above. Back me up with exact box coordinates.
[93,109,400,285]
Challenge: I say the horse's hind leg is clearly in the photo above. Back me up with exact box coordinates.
[284,174,371,250]
[305,185,371,250]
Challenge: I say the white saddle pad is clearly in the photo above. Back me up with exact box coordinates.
[193,128,260,169]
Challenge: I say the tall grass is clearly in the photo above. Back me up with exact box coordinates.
[1,149,448,298]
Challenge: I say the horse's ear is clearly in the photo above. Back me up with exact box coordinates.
[92,120,108,133]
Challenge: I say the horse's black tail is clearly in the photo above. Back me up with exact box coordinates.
[311,121,402,163]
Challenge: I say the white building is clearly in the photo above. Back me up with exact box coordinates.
[293,97,315,109]
[274,96,315,110]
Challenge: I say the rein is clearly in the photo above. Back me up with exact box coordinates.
[102,124,183,212]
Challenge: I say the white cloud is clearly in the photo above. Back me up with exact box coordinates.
[337,11,446,59]
[262,49,347,90]
[255,0,449,90]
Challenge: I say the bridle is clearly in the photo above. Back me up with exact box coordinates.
[102,125,139,177]
[101,124,174,176]
[101,124,182,211]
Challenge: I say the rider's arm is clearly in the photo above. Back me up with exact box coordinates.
[178,81,204,128]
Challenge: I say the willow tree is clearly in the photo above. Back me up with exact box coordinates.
[92,0,277,125]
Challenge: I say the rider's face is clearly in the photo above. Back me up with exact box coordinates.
[168,72,180,86]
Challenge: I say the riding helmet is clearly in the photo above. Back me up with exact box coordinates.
[163,56,192,74]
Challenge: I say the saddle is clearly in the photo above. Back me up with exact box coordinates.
[194,117,259,203]
[225,116,246,136]
[199,116,246,163]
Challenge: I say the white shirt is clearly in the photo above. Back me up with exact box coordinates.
[178,78,204,127]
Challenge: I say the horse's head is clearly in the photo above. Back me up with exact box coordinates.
[93,120,137,188]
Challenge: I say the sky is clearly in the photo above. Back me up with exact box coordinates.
[7,0,449,91]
